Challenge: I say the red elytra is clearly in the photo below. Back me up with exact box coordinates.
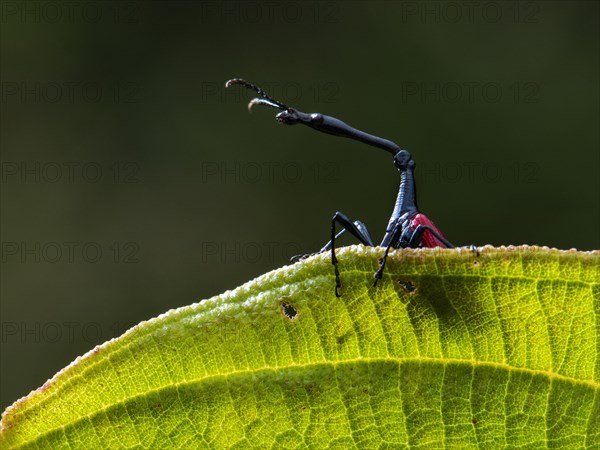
[410,213,450,248]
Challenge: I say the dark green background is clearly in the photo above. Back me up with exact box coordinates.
[1,1,598,411]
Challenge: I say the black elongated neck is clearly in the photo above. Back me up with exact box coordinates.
[276,111,402,156]
[389,161,418,225]
[315,115,402,155]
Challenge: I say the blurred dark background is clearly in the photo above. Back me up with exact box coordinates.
[1,1,598,410]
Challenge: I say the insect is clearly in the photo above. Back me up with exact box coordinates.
[226,78,455,297]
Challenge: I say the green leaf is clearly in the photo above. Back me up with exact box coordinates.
[1,246,599,449]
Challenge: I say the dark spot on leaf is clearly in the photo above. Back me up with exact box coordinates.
[471,418,477,426]
[336,331,352,346]
[281,301,298,320]
[473,260,480,267]
[396,279,416,293]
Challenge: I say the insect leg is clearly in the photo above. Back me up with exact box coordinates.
[373,222,406,287]
[289,219,373,263]
[327,212,375,297]
[320,219,374,251]
[408,225,455,248]
[289,228,345,264]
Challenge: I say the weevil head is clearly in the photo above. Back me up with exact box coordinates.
[393,149,414,171]
[276,109,316,126]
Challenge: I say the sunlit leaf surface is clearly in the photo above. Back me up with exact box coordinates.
[1,246,598,449]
